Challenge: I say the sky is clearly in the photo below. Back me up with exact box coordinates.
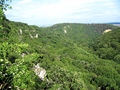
[5,0,120,26]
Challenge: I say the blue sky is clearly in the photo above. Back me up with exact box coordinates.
[5,0,120,26]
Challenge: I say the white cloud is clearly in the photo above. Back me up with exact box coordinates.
[13,0,113,21]
[65,15,91,19]
[14,0,109,19]
[105,3,114,6]
[14,6,21,10]
[27,0,92,18]
[104,2,116,8]
[19,0,32,4]
[5,0,120,26]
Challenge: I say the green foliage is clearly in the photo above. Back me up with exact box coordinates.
[114,54,120,63]
[47,23,117,47]
[48,65,87,90]
[0,42,48,89]
[92,28,120,61]
[0,4,120,89]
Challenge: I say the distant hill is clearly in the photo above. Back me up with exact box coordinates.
[112,24,120,27]
[46,23,118,46]
[107,22,120,24]
[107,22,120,27]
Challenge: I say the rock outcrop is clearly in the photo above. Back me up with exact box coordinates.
[19,29,22,34]
[35,34,38,38]
[103,29,112,34]
[64,30,67,33]
[34,63,47,81]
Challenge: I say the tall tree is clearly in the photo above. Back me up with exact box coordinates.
[0,0,11,21]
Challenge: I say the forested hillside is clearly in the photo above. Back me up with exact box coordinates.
[1,19,120,90]
[92,28,120,62]
[47,23,117,47]
[0,1,120,90]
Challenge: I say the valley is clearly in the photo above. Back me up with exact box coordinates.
[0,0,120,89]
[0,19,120,90]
